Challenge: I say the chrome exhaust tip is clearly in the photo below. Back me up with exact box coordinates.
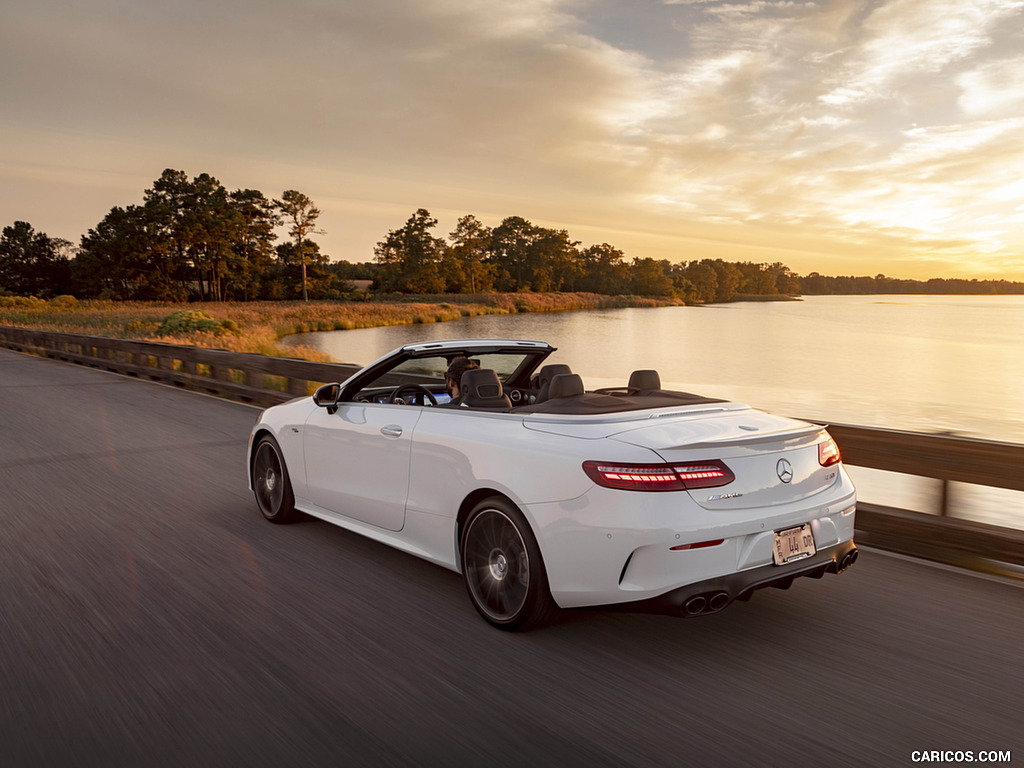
[708,592,729,612]
[839,548,859,572]
[684,596,707,615]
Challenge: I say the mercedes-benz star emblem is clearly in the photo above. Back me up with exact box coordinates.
[776,458,794,483]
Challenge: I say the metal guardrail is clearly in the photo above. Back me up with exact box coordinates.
[824,423,1024,497]
[3,325,1022,568]
[820,423,1024,567]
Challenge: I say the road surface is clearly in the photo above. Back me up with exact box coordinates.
[1,348,1020,767]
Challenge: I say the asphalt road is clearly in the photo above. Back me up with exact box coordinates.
[1,348,1021,768]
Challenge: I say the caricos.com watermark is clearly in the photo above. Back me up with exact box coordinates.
[911,751,1012,763]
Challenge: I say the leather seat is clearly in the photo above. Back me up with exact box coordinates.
[534,364,572,403]
[547,373,585,399]
[459,369,512,409]
[628,370,661,391]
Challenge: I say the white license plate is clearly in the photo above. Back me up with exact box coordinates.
[773,524,816,565]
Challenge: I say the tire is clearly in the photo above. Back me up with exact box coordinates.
[252,435,297,524]
[460,497,559,631]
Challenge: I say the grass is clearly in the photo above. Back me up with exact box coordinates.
[0,293,678,363]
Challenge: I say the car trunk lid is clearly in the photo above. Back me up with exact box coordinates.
[610,410,839,510]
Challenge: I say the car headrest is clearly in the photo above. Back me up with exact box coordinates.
[535,364,573,403]
[547,373,585,399]
[538,364,572,386]
[628,369,661,391]
[460,369,512,409]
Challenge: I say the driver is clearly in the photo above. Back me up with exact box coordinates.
[443,356,479,406]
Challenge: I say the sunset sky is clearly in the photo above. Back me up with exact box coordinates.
[3,0,1023,279]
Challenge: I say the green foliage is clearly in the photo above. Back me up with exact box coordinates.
[275,239,336,299]
[72,170,319,303]
[156,310,241,337]
[275,189,323,302]
[374,209,448,293]
[799,273,1024,296]
[0,166,804,304]
[17,167,1023,307]
[0,222,73,297]
[0,295,47,308]
[448,215,495,293]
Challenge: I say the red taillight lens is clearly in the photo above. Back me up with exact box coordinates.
[819,437,841,466]
[673,463,736,489]
[583,460,734,492]
[582,463,684,491]
[670,539,725,551]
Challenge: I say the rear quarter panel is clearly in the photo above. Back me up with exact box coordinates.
[406,408,658,518]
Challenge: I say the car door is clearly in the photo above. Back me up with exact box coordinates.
[302,402,423,531]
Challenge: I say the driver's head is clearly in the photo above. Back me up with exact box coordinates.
[445,357,479,398]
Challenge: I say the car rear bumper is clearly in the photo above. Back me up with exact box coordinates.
[598,539,859,617]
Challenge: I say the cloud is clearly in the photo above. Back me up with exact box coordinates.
[818,0,1024,107]
[1,0,1024,277]
[958,55,1024,116]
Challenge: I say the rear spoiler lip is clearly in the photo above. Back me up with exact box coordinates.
[620,424,829,454]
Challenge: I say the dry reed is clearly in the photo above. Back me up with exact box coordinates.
[0,293,676,362]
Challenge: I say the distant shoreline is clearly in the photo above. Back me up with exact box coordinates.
[720,294,802,303]
[0,292,679,361]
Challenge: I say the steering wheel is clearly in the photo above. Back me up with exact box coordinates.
[388,383,438,406]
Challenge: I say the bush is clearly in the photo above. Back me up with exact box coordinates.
[0,296,47,308]
[156,310,241,337]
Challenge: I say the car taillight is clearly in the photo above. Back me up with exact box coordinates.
[670,539,725,551]
[582,460,734,492]
[819,436,841,466]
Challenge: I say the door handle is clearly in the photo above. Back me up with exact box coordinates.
[380,425,403,438]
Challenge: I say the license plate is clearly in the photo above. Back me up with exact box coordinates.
[773,524,816,565]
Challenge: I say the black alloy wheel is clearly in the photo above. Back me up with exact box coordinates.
[252,435,297,523]
[460,497,559,630]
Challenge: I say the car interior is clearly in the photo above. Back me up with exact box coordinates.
[341,351,725,414]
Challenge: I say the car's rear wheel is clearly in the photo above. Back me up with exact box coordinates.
[252,435,297,523]
[460,497,559,630]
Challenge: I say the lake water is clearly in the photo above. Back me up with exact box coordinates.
[283,295,1024,530]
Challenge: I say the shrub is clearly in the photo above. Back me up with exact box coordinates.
[0,296,47,308]
[156,310,241,337]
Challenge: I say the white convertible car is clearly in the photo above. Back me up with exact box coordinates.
[248,339,857,630]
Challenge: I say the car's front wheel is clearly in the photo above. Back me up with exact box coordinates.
[460,497,559,630]
[252,435,297,524]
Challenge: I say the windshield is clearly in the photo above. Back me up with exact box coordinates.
[345,350,548,401]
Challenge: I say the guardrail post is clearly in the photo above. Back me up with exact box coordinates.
[938,479,950,517]
[210,364,232,383]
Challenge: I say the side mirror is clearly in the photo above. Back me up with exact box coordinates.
[313,382,341,414]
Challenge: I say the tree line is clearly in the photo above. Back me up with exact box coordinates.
[370,208,800,302]
[799,272,1024,296]
[1,169,341,302]
[2,169,1023,302]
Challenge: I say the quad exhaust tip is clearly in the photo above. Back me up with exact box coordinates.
[839,548,859,572]
[682,546,858,617]
[683,591,730,616]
